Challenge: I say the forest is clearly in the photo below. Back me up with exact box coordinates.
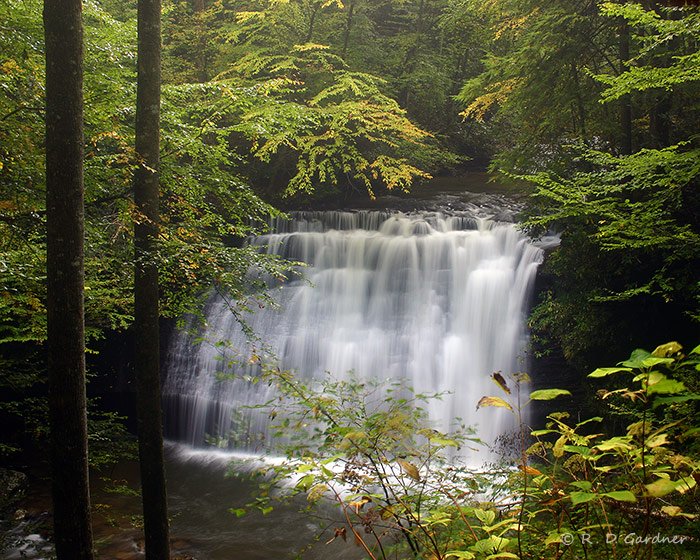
[1,0,699,559]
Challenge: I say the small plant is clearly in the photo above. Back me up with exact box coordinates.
[234,367,529,560]
[235,343,699,559]
[480,342,700,559]
[525,342,699,559]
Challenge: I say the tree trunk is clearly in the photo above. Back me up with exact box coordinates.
[193,0,208,82]
[44,1,94,558]
[306,3,320,42]
[134,0,170,559]
[619,19,633,155]
[341,0,355,59]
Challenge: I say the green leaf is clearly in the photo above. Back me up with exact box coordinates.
[295,474,316,491]
[230,508,247,517]
[601,491,636,502]
[570,491,597,505]
[529,389,572,401]
[594,437,632,451]
[575,417,603,427]
[570,481,593,491]
[641,356,674,368]
[445,552,476,559]
[544,532,564,545]
[531,429,557,436]
[474,508,497,526]
[675,476,697,494]
[651,342,682,357]
[588,367,632,378]
[647,378,686,395]
[563,445,591,456]
[477,396,513,411]
[620,349,651,368]
[470,536,509,554]
[645,478,677,497]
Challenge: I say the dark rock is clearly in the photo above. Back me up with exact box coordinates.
[0,468,28,513]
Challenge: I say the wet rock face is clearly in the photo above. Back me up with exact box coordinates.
[0,468,27,513]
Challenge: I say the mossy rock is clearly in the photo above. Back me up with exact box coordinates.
[0,468,28,513]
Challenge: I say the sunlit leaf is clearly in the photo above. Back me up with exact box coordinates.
[570,491,597,505]
[477,396,512,410]
[601,491,636,502]
[492,372,511,394]
[651,342,682,357]
[397,459,420,481]
[529,389,571,401]
[588,367,632,378]
[645,478,677,497]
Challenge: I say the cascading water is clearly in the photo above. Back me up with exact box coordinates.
[164,204,544,458]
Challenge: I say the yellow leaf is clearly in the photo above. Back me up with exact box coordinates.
[645,478,676,497]
[519,465,542,476]
[553,435,567,458]
[661,505,681,517]
[492,372,511,394]
[652,342,682,357]
[476,396,513,411]
[397,459,421,481]
[348,495,372,513]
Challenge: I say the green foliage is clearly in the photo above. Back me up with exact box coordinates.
[457,0,618,171]
[242,344,700,559]
[490,2,700,365]
[517,342,700,558]
[234,368,524,560]
[0,0,294,459]
[222,26,449,198]
[595,2,700,100]
[522,142,699,364]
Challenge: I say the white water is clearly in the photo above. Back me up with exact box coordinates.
[163,209,543,457]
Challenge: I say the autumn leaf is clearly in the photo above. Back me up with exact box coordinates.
[348,495,372,513]
[492,372,511,394]
[518,465,542,476]
[325,527,347,544]
[397,459,421,481]
[476,396,513,411]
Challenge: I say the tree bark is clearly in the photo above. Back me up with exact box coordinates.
[306,3,320,42]
[341,0,355,59]
[193,0,208,82]
[44,1,94,558]
[134,0,170,559]
[619,19,633,155]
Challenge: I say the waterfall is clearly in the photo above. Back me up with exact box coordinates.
[163,208,544,457]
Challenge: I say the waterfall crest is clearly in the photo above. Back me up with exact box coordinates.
[164,209,543,455]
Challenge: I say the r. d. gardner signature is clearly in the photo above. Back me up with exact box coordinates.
[561,532,691,546]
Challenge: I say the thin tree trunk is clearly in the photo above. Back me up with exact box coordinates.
[194,0,208,82]
[619,19,632,154]
[341,0,355,59]
[44,0,94,558]
[134,0,169,558]
[571,62,587,138]
[306,3,320,42]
